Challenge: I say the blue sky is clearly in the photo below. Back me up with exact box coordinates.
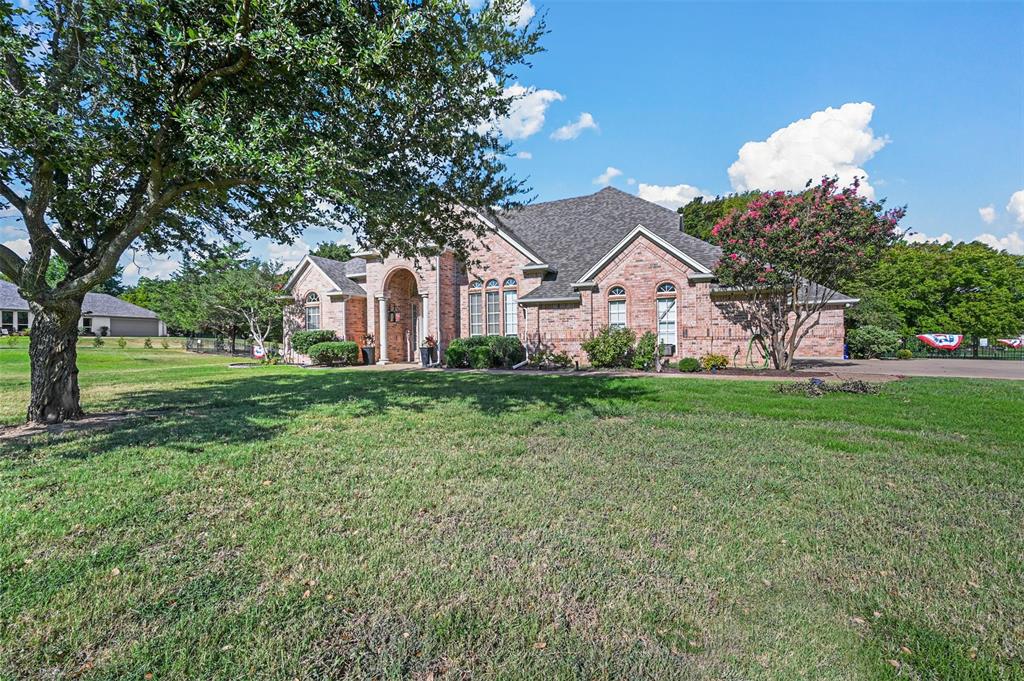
[2,0,1022,281]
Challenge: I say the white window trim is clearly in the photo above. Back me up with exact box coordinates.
[469,292,483,336]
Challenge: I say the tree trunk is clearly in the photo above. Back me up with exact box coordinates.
[27,296,85,424]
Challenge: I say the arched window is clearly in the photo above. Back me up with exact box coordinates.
[607,286,627,328]
[655,282,677,347]
[503,278,518,336]
[485,280,500,334]
[469,282,483,335]
[304,292,321,330]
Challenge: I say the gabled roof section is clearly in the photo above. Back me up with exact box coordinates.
[489,187,723,300]
[283,255,367,297]
[0,281,160,318]
[574,224,712,284]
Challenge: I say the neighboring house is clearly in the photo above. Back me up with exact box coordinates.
[0,280,166,337]
[282,187,854,364]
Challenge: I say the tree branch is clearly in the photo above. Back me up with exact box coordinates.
[0,242,25,282]
[0,179,26,214]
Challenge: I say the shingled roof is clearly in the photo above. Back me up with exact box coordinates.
[488,187,723,301]
[299,255,367,296]
[0,280,160,318]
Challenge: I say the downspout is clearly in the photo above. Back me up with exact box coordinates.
[435,255,442,358]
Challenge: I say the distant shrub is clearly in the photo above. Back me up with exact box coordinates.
[528,349,574,370]
[307,341,359,366]
[469,345,491,369]
[847,325,901,359]
[896,348,913,360]
[143,337,153,349]
[160,338,170,349]
[631,331,658,371]
[5,335,16,348]
[582,326,635,368]
[116,337,127,349]
[292,330,337,355]
[92,335,105,347]
[678,357,701,373]
[700,353,729,371]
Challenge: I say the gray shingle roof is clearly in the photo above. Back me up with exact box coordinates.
[0,280,160,318]
[488,187,723,300]
[307,255,367,296]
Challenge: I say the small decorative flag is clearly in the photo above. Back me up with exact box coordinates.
[916,334,963,351]
[997,337,1024,349]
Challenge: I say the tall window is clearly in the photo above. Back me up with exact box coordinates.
[304,291,321,330]
[469,281,483,335]
[656,282,677,346]
[503,278,518,336]
[607,285,627,328]
[485,279,500,335]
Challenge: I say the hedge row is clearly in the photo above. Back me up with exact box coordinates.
[445,335,525,369]
[307,341,360,366]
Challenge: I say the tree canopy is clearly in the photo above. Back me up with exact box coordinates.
[679,192,762,242]
[308,241,354,263]
[1,0,543,422]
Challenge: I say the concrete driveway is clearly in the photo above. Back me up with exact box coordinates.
[796,358,1024,381]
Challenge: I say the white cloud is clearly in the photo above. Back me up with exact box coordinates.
[514,151,532,160]
[483,83,563,141]
[1007,190,1024,224]
[267,239,311,270]
[592,166,622,186]
[976,231,1024,255]
[550,112,598,141]
[979,205,996,224]
[1,238,30,258]
[904,231,953,245]
[626,177,636,186]
[727,102,888,199]
[511,0,535,28]
[636,183,712,211]
[121,252,181,284]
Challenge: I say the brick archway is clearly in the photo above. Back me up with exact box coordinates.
[382,268,420,363]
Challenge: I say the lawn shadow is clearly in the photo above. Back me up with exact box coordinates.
[1,369,656,457]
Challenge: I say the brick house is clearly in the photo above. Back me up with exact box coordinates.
[282,187,855,364]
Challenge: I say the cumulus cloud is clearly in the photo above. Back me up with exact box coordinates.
[550,112,598,141]
[510,0,535,28]
[514,151,532,160]
[979,205,996,224]
[727,102,888,199]
[267,240,311,270]
[482,83,563,141]
[976,231,1024,255]
[1007,190,1024,224]
[903,231,953,245]
[592,166,622,186]
[1,238,30,258]
[636,183,712,211]
[626,177,636,186]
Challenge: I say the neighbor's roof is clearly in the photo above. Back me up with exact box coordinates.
[487,187,722,301]
[0,280,160,318]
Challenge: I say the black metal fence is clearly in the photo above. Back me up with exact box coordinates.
[185,336,281,357]
[882,336,1024,361]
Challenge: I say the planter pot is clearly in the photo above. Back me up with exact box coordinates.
[361,346,376,365]
[420,347,437,367]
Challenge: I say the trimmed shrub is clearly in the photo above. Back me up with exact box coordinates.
[896,348,913,360]
[678,357,701,373]
[847,325,901,359]
[117,337,127,349]
[582,326,635,368]
[469,345,491,369]
[444,338,471,368]
[528,349,574,370]
[488,336,526,368]
[631,331,658,371]
[700,353,729,371]
[307,341,360,366]
[143,337,153,349]
[292,330,337,355]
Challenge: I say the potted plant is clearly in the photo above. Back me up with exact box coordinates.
[361,333,376,365]
[420,335,438,367]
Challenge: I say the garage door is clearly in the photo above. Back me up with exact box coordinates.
[109,317,161,337]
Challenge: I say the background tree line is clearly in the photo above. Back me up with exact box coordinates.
[680,193,1024,338]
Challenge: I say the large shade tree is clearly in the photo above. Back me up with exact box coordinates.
[0,0,541,423]
[710,178,905,370]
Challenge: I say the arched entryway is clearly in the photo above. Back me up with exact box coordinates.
[380,268,421,363]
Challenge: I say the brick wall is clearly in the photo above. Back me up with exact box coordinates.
[282,262,367,363]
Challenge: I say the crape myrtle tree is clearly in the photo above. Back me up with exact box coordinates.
[710,177,905,371]
[0,0,542,423]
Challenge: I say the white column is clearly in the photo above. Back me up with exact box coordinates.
[420,294,430,345]
[377,296,389,364]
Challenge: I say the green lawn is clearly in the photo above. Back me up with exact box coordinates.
[1,343,1022,679]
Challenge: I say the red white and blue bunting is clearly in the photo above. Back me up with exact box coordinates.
[997,337,1024,349]
[915,334,963,351]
